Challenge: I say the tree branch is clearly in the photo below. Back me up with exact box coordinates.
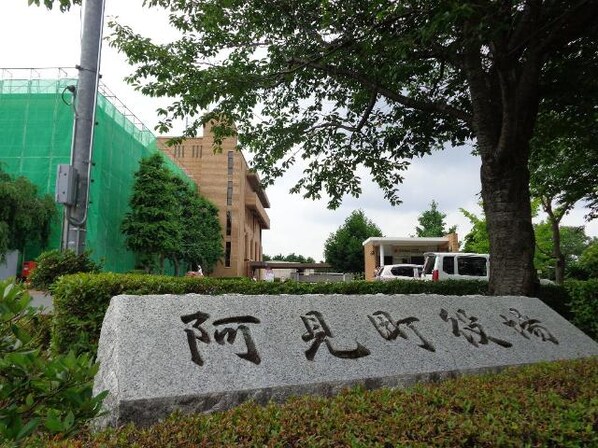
[354,90,378,133]
[509,0,598,57]
[289,58,472,125]
[507,0,542,57]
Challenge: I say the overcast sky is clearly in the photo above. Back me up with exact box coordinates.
[1,0,596,262]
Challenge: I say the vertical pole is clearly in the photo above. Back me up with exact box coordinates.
[62,0,106,254]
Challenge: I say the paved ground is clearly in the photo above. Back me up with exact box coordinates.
[28,289,53,313]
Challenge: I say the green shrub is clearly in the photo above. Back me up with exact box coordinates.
[564,279,598,340]
[534,283,572,321]
[0,280,106,444]
[29,249,102,291]
[32,358,598,447]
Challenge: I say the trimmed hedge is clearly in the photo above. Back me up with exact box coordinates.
[33,358,598,447]
[49,273,588,357]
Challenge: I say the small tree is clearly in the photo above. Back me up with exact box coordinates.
[121,154,182,273]
[0,168,56,261]
[324,210,382,273]
[415,201,456,238]
[171,178,223,274]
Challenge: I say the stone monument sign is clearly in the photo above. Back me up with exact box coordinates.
[93,294,598,428]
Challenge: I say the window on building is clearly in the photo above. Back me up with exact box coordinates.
[227,181,233,206]
[225,242,232,267]
[226,211,232,236]
[227,151,234,175]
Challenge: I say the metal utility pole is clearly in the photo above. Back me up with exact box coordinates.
[58,0,106,254]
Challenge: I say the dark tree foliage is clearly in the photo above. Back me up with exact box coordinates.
[122,154,223,275]
[170,177,223,274]
[0,167,56,261]
[529,27,598,284]
[109,1,598,295]
[121,154,183,273]
[324,210,382,273]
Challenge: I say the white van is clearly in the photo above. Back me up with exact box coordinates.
[375,264,423,281]
[422,252,489,281]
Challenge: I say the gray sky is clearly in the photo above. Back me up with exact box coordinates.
[1,0,596,261]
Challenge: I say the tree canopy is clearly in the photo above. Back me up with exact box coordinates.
[527,29,598,283]
[171,177,223,274]
[415,201,456,237]
[324,210,382,273]
[121,153,222,274]
[121,154,182,273]
[529,24,598,221]
[109,1,598,295]
[0,167,56,261]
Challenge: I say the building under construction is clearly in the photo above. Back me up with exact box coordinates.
[0,69,193,273]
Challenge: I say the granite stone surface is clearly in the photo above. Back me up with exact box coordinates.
[93,294,598,428]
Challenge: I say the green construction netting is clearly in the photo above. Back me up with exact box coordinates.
[0,78,192,273]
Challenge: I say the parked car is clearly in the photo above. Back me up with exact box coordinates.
[375,264,423,281]
[421,252,489,281]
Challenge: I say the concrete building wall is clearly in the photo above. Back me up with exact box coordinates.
[157,122,270,277]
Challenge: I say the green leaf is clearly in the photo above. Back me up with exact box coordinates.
[15,417,39,441]
[63,411,75,431]
[44,410,63,433]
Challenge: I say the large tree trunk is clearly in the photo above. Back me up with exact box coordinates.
[463,28,542,296]
[480,147,537,296]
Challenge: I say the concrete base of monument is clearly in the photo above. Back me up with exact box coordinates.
[93,294,598,429]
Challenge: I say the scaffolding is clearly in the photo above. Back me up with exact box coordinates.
[0,68,192,272]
